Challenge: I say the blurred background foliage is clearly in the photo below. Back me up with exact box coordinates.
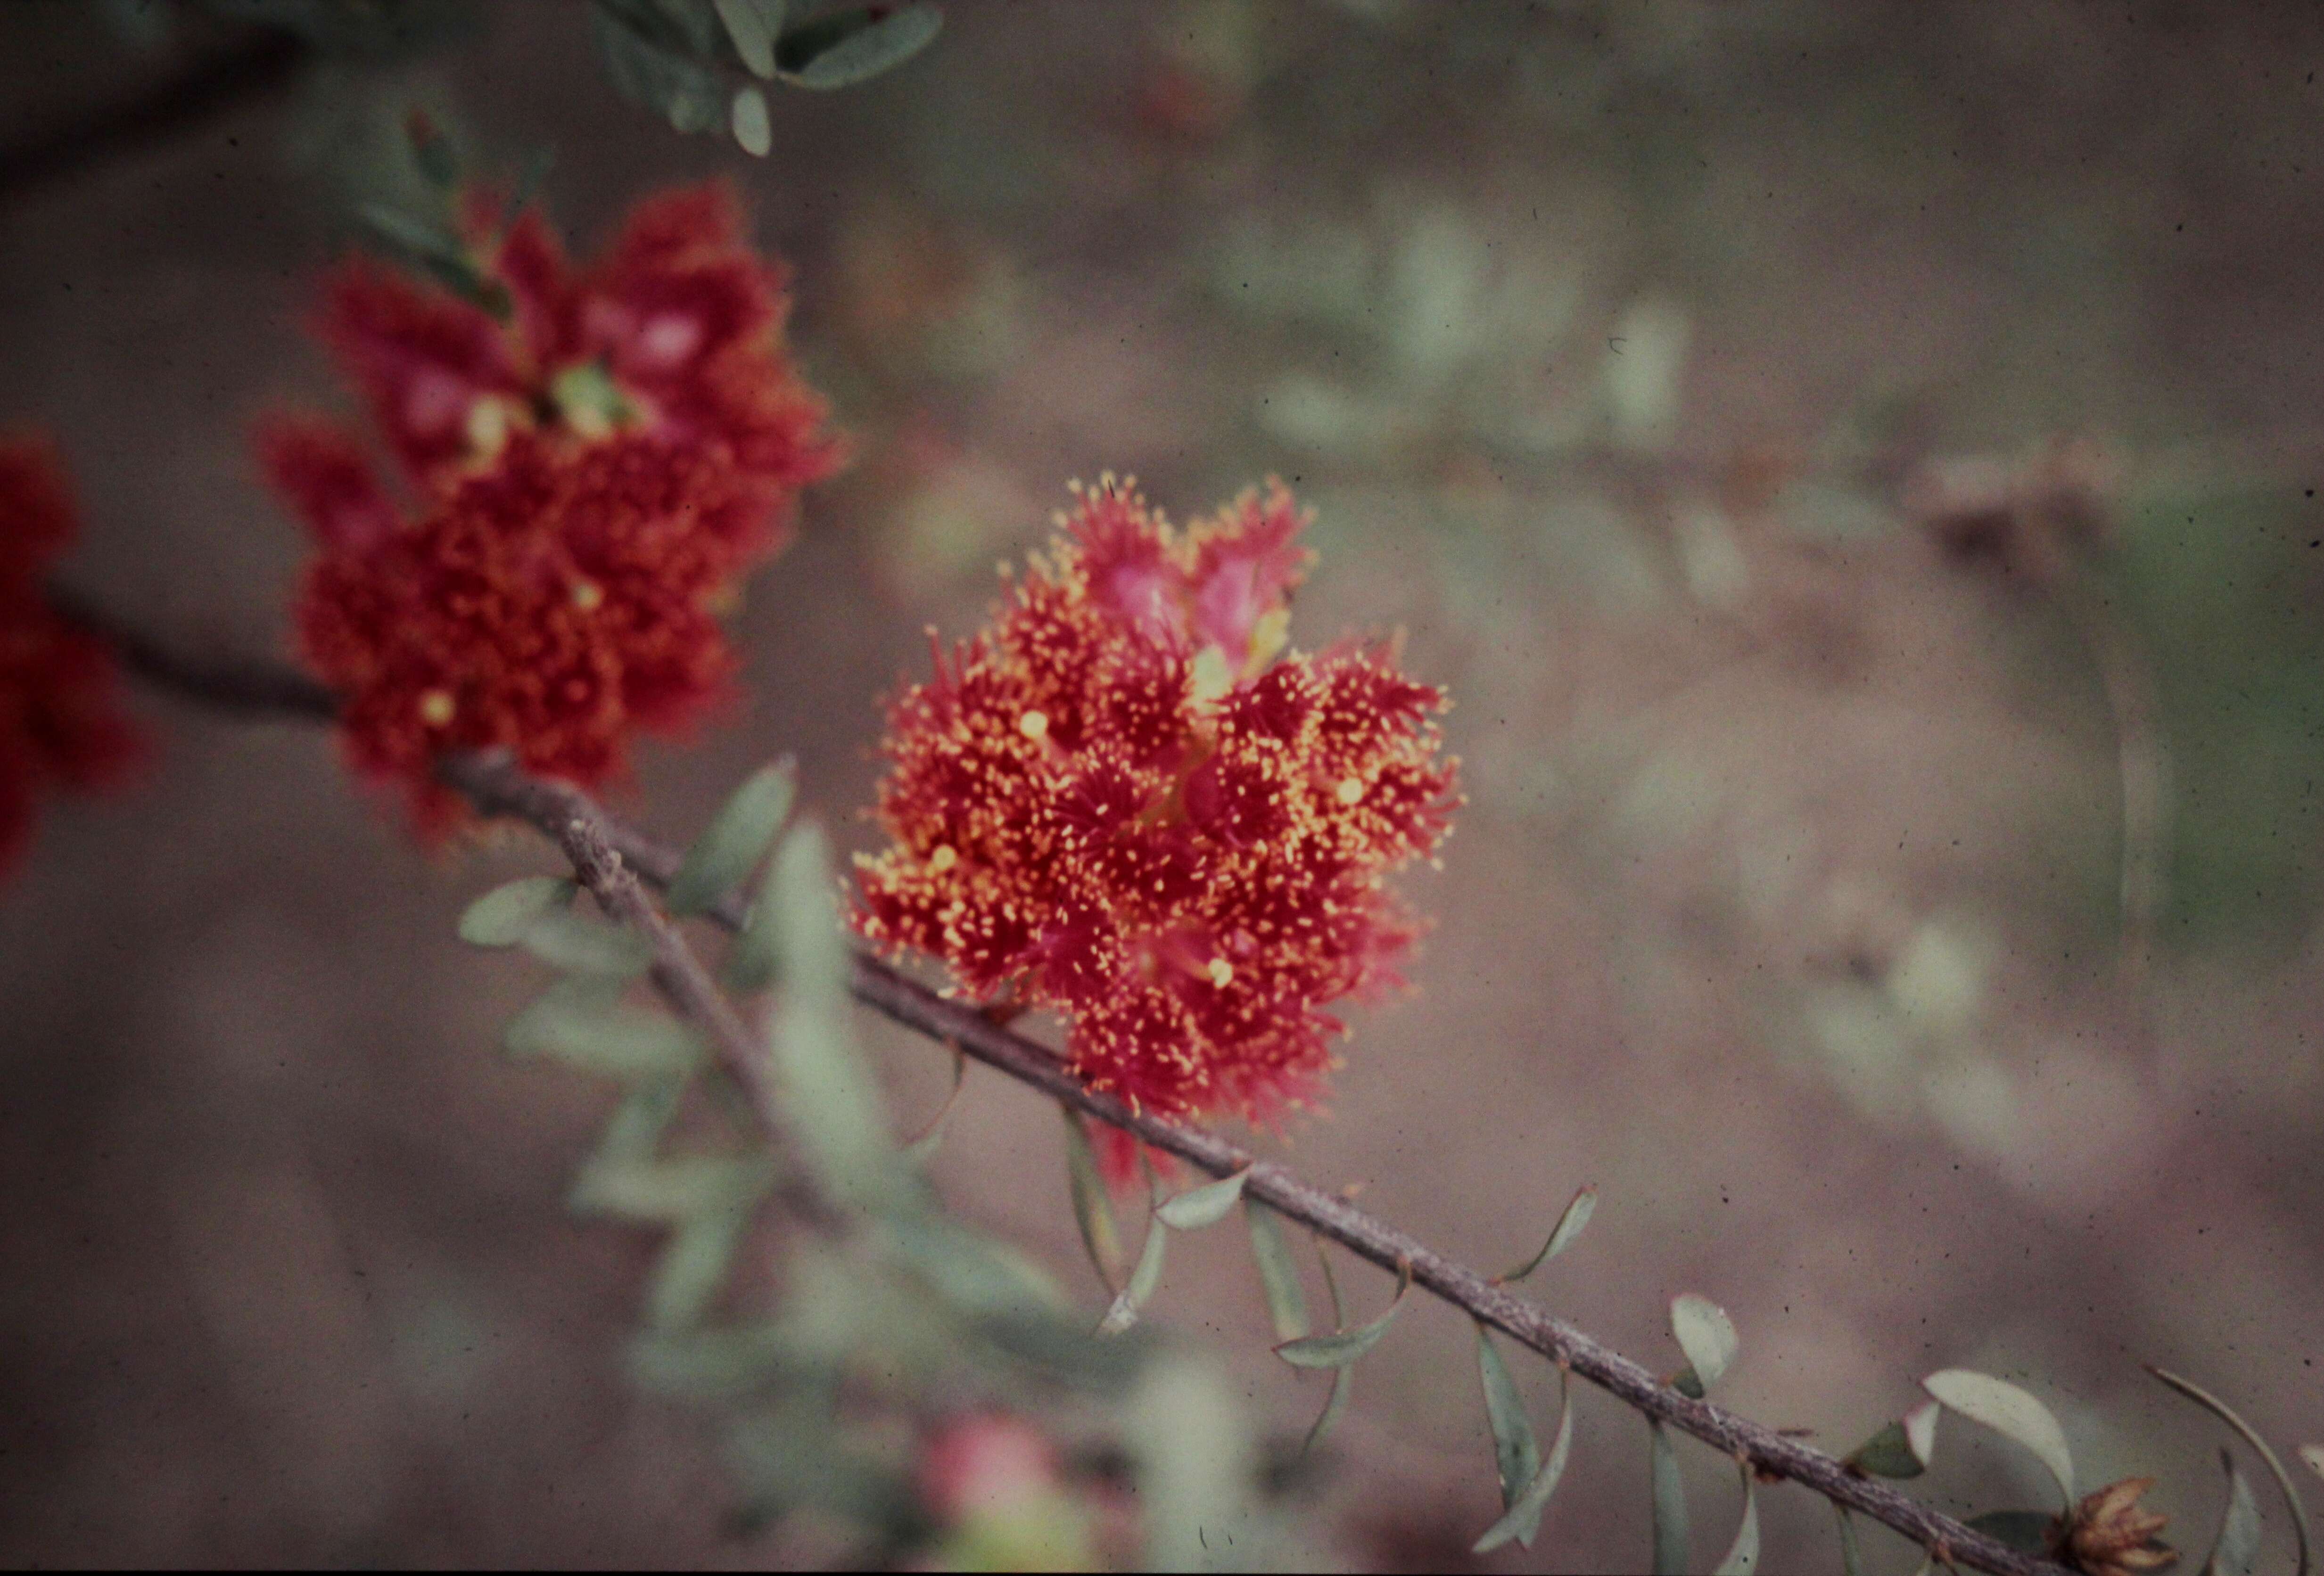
[2,0,2322,1569]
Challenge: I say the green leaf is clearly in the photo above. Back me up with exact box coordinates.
[459,875,574,945]
[585,1076,687,1170]
[1274,1258,1410,1369]
[2208,1449,2264,1576]
[1096,1215,1167,1336]
[518,906,653,978]
[1244,1199,1309,1343]
[1966,1510,2055,1555]
[1475,1325,1541,1535]
[730,85,772,156]
[903,1045,965,1166]
[1061,1108,1124,1292]
[1499,1182,1597,1282]
[1846,1400,1939,1478]
[712,0,783,74]
[354,200,510,317]
[571,1152,772,1222]
[644,1204,754,1330]
[1474,1369,1573,1553]
[505,980,704,1080]
[591,3,725,131]
[725,878,781,993]
[1712,1462,1759,1575]
[775,1,942,90]
[764,822,907,1214]
[667,760,794,916]
[2149,1367,2314,1576]
[1650,1420,1689,1576]
[1154,1167,1250,1231]
[1303,1367,1353,1459]
[1835,1506,1865,1576]
[1672,1293,1739,1392]
[1924,1369,2075,1509]
[629,1321,799,1400]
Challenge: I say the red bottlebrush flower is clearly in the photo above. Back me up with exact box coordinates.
[0,436,141,878]
[315,181,842,583]
[283,427,757,832]
[268,181,845,832]
[854,476,1459,1137]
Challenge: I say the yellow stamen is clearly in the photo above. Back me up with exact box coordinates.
[571,579,604,612]
[928,844,958,873]
[1018,709,1049,741]
[1207,958,1234,987]
[419,690,456,727]
[1335,776,1364,806]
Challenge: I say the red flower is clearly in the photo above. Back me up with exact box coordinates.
[0,436,140,878]
[267,182,844,832]
[854,477,1459,1137]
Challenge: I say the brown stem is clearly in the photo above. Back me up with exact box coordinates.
[62,593,2070,1576]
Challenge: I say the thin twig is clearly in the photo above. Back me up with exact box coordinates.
[65,596,2071,1576]
[0,31,309,208]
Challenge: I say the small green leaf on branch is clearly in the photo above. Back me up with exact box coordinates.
[1475,1324,1541,1534]
[1712,1461,1760,1575]
[730,85,771,155]
[459,875,574,945]
[2205,1450,2263,1576]
[1846,1400,1940,1479]
[1835,1506,1866,1576]
[1650,1420,1689,1576]
[1499,1182,1597,1282]
[1061,1107,1123,1291]
[668,759,795,915]
[903,1044,965,1165]
[1671,1292,1739,1393]
[518,906,653,977]
[713,0,784,75]
[1154,1166,1250,1230]
[1096,1213,1168,1337]
[505,980,704,1080]
[1244,1198,1309,1342]
[1924,1368,2075,1509]
[2148,1366,2313,1576]
[1473,1369,1573,1553]
[775,2,942,89]
[1274,1257,1410,1369]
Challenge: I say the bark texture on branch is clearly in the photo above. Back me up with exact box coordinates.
[59,592,2072,1576]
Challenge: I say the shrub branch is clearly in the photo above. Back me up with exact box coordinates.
[59,588,2070,1576]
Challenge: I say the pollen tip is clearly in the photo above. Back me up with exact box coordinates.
[1335,776,1365,805]
[1207,957,1234,988]
[928,844,958,873]
[1018,708,1049,740]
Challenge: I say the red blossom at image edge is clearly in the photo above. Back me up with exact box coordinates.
[261,182,843,831]
[0,436,141,878]
[854,477,1460,1159]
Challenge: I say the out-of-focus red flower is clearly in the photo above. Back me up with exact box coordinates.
[854,476,1459,1145]
[320,182,843,531]
[0,436,141,877]
[913,1414,1099,1573]
[266,183,844,831]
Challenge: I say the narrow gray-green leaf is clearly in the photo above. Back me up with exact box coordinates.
[505,981,704,1080]
[730,85,771,155]
[2208,1449,2263,1576]
[1302,1365,1353,1459]
[712,0,781,75]
[1316,1235,1344,1328]
[1672,1293,1739,1392]
[668,760,794,915]
[1499,1182,1598,1282]
[775,1,941,89]
[1096,1215,1168,1336]
[1275,1259,1410,1369]
[1154,1166,1249,1231]
[645,1205,754,1330]
[2150,1366,2313,1576]
[725,878,780,993]
[765,822,906,1213]
[1475,1324,1541,1526]
[518,906,652,978]
[459,875,574,945]
[586,1076,686,1169]
[1061,1107,1123,1292]
[1835,1505,1866,1576]
[903,1045,964,1166]
[629,1320,798,1401]
[1847,1401,1940,1479]
[1244,1199,1308,1342]
[1712,1463,1759,1575]
[1925,1369,2074,1509]
[1474,1369,1573,1553]
[1650,1420,1689,1576]
[571,1152,771,1222]
[591,3,725,131]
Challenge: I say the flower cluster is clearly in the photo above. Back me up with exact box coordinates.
[854,476,1458,1138]
[0,437,140,878]
[264,183,842,829]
